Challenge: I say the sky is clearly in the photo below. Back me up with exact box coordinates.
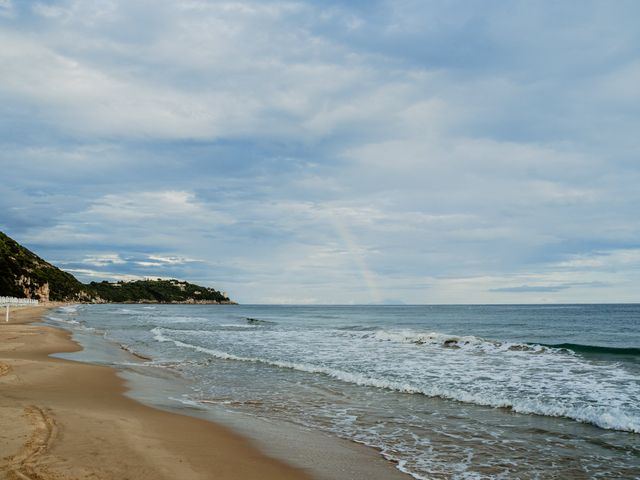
[1,0,639,304]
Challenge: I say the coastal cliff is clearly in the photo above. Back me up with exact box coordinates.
[0,231,90,301]
[0,231,234,304]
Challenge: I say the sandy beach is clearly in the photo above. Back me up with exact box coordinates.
[0,306,312,480]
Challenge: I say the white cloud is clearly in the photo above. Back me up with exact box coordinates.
[0,2,395,141]
[81,253,126,267]
[0,32,254,139]
[86,191,234,225]
[147,255,199,265]
[0,0,13,18]
[135,261,164,267]
[556,249,640,270]
[65,268,142,282]
[31,3,69,19]
[3,0,640,303]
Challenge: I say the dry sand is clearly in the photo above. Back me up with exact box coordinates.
[0,306,312,480]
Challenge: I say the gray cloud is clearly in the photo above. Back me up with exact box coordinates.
[490,285,572,293]
[1,0,639,303]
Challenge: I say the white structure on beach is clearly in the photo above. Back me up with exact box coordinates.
[0,297,39,322]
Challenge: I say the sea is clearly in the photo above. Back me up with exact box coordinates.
[45,304,640,479]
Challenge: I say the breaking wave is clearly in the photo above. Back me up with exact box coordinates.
[541,343,640,357]
[363,329,547,352]
[151,327,640,433]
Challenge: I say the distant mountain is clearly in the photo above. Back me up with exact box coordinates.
[0,231,233,304]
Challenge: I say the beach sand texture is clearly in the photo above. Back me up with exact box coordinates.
[0,306,311,480]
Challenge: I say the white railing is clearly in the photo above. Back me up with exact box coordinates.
[0,297,39,322]
[0,297,39,306]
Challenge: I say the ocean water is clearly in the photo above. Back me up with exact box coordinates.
[48,304,640,479]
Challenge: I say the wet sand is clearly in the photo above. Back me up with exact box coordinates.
[0,306,311,480]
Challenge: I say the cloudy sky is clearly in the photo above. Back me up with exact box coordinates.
[1,0,639,304]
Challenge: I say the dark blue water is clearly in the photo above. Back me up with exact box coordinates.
[49,304,640,479]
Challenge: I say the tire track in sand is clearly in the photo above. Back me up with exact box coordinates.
[3,406,57,480]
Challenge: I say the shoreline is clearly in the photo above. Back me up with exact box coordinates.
[1,305,409,480]
[0,305,311,479]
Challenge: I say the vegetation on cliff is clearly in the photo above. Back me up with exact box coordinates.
[0,231,89,301]
[89,279,230,303]
[0,231,232,304]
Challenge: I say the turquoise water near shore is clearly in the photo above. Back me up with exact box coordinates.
[48,304,640,479]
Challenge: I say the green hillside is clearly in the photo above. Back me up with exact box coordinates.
[0,231,233,304]
[0,231,90,301]
[89,279,230,303]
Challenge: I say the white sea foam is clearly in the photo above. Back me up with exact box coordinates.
[363,329,546,353]
[151,327,640,433]
[58,305,79,314]
[46,315,80,325]
[158,316,209,323]
[168,396,204,408]
[370,329,485,346]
